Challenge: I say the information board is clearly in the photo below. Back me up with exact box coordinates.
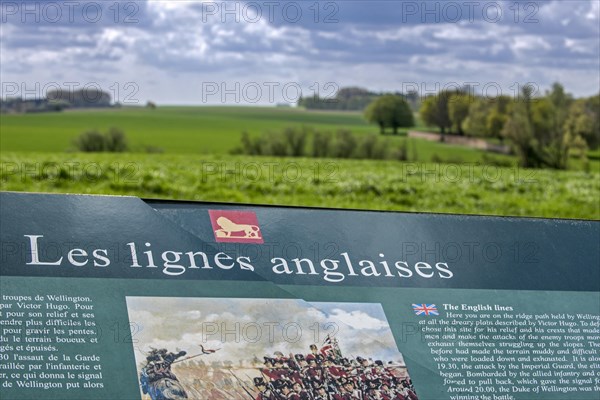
[1,192,599,400]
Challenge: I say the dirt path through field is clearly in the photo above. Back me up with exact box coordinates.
[408,131,511,154]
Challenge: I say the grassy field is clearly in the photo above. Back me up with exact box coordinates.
[4,106,597,169]
[0,106,504,159]
[2,152,598,219]
[2,107,598,219]
[3,106,597,170]
[0,106,378,154]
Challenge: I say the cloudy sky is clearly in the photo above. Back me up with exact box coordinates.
[126,297,404,367]
[1,0,599,104]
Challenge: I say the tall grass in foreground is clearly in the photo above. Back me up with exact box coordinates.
[1,152,598,220]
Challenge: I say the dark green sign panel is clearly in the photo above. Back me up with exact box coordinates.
[1,192,599,400]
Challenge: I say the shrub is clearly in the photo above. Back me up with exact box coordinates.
[392,139,409,161]
[74,128,129,152]
[105,128,128,152]
[333,129,357,158]
[357,134,390,160]
[373,138,391,160]
[284,127,308,157]
[263,132,289,156]
[239,131,263,155]
[357,134,378,159]
[312,131,333,157]
[75,130,106,152]
[239,128,308,157]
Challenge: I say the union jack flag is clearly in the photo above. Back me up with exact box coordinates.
[320,337,333,356]
[412,304,439,316]
[320,335,342,360]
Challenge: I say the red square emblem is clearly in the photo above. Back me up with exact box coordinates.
[208,210,264,244]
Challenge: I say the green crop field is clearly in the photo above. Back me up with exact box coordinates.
[0,107,600,170]
[0,106,472,159]
[1,106,598,219]
[1,152,598,219]
[3,106,596,168]
[0,106,379,154]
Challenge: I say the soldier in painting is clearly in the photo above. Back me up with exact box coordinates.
[394,380,418,400]
[342,378,362,399]
[255,340,418,400]
[276,380,294,399]
[288,381,309,400]
[309,344,325,365]
[305,354,325,389]
[314,384,333,400]
[140,348,188,400]
[255,377,277,400]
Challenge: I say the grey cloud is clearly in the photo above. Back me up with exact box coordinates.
[1,0,597,99]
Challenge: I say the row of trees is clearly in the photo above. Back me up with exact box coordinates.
[299,87,421,112]
[47,88,112,108]
[235,127,413,161]
[361,84,598,169]
[1,88,113,114]
[299,87,378,111]
[503,85,598,169]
